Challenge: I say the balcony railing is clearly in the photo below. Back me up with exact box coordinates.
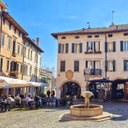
[90,69,102,75]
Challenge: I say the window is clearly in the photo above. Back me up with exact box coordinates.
[72,43,77,53]
[6,60,10,71]
[21,46,24,56]
[88,34,92,38]
[20,64,23,74]
[124,33,128,36]
[30,66,32,75]
[7,37,11,50]
[35,53,38,63]
[75,36,79,39]
[95,35,99,38]
[28,48,30,59]
[86,41,100,52]
[60,61,65,72]
[17,43,20,55]
[108,34,113,37]
[9,23,11,30]
[106,42,116,52]
[79,43,82,53]
[0,58,3,71]
[14,28,16,34]
[18,32,21,37]
[61,36,66,39]
[105,60,116,72]
[58,44,64,53]
[31,51,32,60]
[1,33,5,46]
[124,60,128,71]
[120,41,128,52]
[74,61,79,72]
[65,43,68,53]
[24,47,26,58]
[85,60,101,69]
[3,18,5,24]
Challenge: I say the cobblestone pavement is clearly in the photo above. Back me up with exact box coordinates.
[0,102,128,128]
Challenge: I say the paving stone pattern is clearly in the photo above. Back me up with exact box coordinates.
[0,102,128,128]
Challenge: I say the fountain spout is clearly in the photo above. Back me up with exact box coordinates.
[82,91,93,108]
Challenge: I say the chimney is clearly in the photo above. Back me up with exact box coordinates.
[36,37,39,46]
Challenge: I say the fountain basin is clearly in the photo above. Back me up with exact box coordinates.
[70,104,103,117]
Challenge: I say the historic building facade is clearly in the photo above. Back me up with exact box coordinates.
[52,24,128,98]
[23,37,43,82]
[0,1,43,81]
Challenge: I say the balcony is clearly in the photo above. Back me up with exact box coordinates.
[10,70,18,78]
[12,52,16,57]
[90,69,102,75]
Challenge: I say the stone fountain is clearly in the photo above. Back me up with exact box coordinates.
[70,91,103,117]
[60,91,112,121]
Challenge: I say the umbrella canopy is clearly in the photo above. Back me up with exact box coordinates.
[28,82,49,87]
[89,78,113,83]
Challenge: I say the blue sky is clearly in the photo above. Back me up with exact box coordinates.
[3,0,128,75]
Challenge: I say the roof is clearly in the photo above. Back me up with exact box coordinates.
[51,24,128,38]
[0,1,7,10]
[24,36,43,53]
[2,11,28,36]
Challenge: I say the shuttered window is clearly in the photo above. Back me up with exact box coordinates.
[74,61,79,72]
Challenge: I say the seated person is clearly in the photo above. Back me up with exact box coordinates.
[34,94,41,108]
[25,95,35,109]
[14,94,21,108]
[6,94,15,110]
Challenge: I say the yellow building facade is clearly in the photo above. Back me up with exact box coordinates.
[0,1,43,81]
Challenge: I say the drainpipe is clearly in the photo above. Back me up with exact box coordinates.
[105,33,107,79]
[0,8,3,71]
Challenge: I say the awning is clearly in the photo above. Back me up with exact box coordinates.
[0,83,10,89]
[28,82,49,87]
[0,76,31,88]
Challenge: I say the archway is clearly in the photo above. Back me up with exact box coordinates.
[61,81,81,99]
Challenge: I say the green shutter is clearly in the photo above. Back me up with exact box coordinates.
[105,60,108,71]
[79,43,82,53]
[113,60,116,71]
[58,44,61,53]
[105,42,108,52]
[86,42,88,52]
[65,43,68,53]
[120,41,123,51]
[113,41,116,52]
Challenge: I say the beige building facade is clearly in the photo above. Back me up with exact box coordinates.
[52,24,128,98]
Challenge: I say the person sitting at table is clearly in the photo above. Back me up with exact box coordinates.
[14,94,21,108]
[6,94,15,110]
[34,94,41,108]
[25,95,35,109]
